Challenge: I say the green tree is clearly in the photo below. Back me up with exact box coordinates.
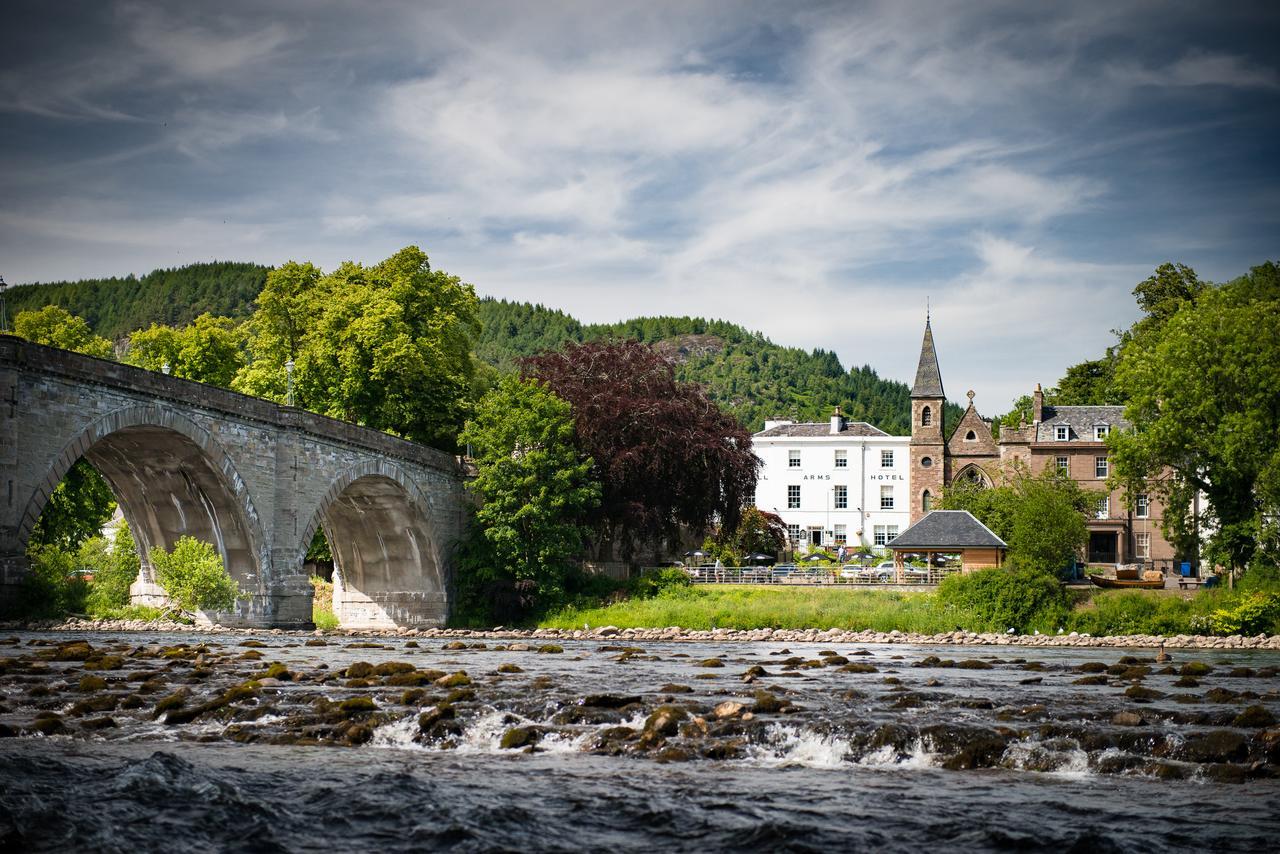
[124,314,247,387]
[29,460,116,551]
[460,376,601,614]
[1110,261,1280,571]
[85,521,142,614]
[14,304,114,358]
[235,247,479,448]
[940,465,1094,573]
[716,507,788,559]
[150,536,239,613]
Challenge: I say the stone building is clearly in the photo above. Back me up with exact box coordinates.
[907,319,1178,570]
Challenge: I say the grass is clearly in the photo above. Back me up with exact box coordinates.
[540,585,961,633]
[310,576,340,630]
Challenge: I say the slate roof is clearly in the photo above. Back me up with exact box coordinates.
[1036,405,1128,442]
[754,421,890,438]
[911,320,945,399]
[886,510,1008,549]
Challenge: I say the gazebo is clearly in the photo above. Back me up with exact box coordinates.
[885,510,1008,584]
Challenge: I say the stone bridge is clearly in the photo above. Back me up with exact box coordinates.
[0,336,467,629]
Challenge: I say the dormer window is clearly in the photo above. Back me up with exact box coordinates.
[1055,425,1069,441]
[1094,425,1109,440]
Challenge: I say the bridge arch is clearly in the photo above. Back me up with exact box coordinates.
[22,404,269,595]
[300,460,447,629]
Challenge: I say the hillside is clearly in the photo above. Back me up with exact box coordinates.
[9,264,961,434]
[6,262,268,340]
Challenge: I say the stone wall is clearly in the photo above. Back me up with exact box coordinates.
[0,336,465,628]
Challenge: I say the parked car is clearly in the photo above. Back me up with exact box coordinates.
[838,564,861,580]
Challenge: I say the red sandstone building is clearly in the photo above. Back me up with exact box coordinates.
[907,319,1178,570]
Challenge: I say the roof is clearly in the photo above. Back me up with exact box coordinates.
[886,510,1008,549]
[910,320,945,399]
[754,421,890,438]
[1036,405,1128,442]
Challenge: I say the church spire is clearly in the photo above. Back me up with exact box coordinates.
[911,317,945,399]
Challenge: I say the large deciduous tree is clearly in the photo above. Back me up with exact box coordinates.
[1110,261,1280,571]
[124,313,247,387]
[521,340,760,560]
[14,305,113,360]
[234,246,479,449]
[459,376,600,615]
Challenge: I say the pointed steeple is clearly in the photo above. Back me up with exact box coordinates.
[911,318,945,399]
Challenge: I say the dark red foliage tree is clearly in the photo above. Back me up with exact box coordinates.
[521,340,759,560]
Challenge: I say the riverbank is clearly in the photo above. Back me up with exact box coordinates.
[3,615,1279,649]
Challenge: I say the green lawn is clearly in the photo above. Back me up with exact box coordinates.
[540,585,961,633]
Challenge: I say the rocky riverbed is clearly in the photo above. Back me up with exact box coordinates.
[3,628,1279,851]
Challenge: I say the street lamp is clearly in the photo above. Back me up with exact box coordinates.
[0,275,9,333]
[161,361,171,375]
[285,359,295,406]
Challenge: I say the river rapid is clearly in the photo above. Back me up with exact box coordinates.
[1,630,1278,852]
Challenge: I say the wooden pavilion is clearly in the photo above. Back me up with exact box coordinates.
[885,510,1008,584]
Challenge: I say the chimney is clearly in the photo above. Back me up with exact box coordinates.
[830,406,845,435]
[1032,383,1044,424]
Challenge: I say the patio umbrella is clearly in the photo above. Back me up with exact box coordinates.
[746,553,774,564]
[853,552,875,562]
[683,550,707,558]
[803,553,828,562]
[933,555,950,565]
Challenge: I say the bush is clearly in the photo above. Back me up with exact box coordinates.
[17,544,89,618]
[85,523,141,616]
[1067,591,1197,636]
[629,567,693,600]
[936,566,1069,633]
[150,537,239,613]
[1204,591,1280,636]
[310,576,339,630]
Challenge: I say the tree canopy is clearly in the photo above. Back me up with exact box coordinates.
[14,305,113,360]
[459,376,600,614]
[1110,261,1280,571]
[124,313,247,387]
[522,339,760,560]
[233,246,480,449]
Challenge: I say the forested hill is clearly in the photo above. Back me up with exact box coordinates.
[476,298,962,435]
[8,264,960,434]
[7,262,268,340]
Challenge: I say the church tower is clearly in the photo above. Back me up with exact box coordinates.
[909,317,946,523]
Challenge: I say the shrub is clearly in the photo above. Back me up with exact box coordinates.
[629,567,693,600]
[1067,591,1197,636]
[18,544,89,618]
[1205,591,1280,636]
[150,537,239,613]
[936,566,1069,633]
[85,523,142,616]
[310,576,339,630]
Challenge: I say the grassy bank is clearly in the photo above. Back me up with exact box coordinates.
[539,583,1280,637]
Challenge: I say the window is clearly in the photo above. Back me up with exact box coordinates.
[965,430,976,441]
[1136,532,1151,560]
[1135,493,1149,519]
[873,525,888,546]
[921,456,933,468]
[922,406,932,427]
[881,450,894,468]
[834,485,848,509]
[1055,455,1069,474]
[834,524,847,546]
[1095,456,1108,478]
[1095,425,1109,440]
[922,490,932,512]
[787,485,800,509]
[786,524,800,543]
[1096,496,1110,519]
[834,449,847,468]
[1056,425,1069,441]
[788,450,801,468]
[880,485,894,510]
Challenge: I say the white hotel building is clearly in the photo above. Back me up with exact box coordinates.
[752,409,912,553]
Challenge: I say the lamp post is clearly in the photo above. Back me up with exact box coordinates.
[161,361,170,375]
[0,275,9,333]
[285,359,295,406]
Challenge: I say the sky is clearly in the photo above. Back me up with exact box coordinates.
[2,1,1277,411]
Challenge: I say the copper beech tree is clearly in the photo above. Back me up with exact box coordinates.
[521,340,760,561]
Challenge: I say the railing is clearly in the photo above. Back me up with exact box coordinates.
[661,565,959,586]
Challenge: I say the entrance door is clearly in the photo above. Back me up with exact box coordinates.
[809,528,823,547]
[1088,531,1117,564]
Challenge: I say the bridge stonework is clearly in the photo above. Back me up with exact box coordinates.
[0,337,467,629]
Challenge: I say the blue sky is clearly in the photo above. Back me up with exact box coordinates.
[2,1,1277,410]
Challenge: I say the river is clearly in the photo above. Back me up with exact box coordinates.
[1,630,1278,852]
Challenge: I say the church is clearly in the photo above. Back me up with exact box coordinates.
[907,319,1178,570]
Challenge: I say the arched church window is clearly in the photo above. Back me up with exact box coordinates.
[965,430,976,441]
[922,406,932,427]
[922,490,932,512]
